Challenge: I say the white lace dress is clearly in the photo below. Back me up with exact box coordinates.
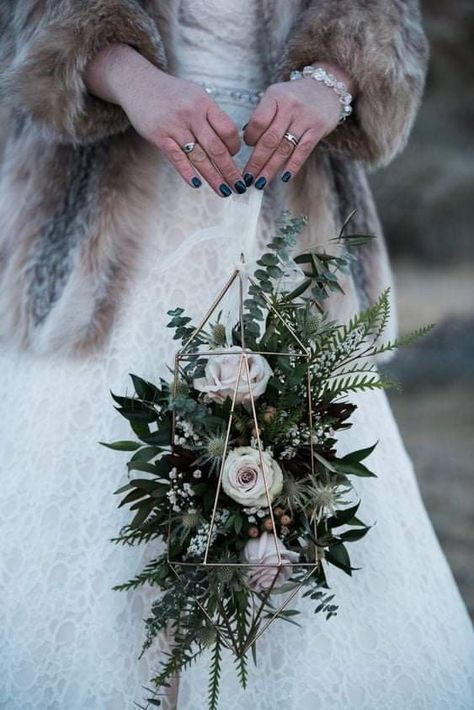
[0,2,473,709]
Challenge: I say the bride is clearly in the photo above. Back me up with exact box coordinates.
[0,1,472,708]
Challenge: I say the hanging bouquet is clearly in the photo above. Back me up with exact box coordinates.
[102,212,430,709]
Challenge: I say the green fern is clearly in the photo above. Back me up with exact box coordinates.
[320,373,397,400]
[208,638,222,710]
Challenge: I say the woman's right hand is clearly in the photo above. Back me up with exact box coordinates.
[85,44,246,196]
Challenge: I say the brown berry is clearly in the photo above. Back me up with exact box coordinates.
[263,518,273,531]
[248,526,259,538]
[263,406,277,423]
[280,514,292,526]
[273,507,284,518]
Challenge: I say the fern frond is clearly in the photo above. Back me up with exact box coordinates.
[208,638,222,710]
[320,373,397,400]
[235,653,248,691]
[366,323,435,358]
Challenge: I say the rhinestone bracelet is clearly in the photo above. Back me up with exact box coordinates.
[290,66,353,124]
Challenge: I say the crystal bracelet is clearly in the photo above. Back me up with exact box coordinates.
[290,66,353,124]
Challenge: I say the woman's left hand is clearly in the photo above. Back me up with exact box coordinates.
[242,65,353,187]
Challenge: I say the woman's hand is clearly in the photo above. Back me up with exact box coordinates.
[242,64,353,188]
[85,44,246,196]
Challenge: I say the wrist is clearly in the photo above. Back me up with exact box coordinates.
[84,43,166,110]
[290,63,354,124]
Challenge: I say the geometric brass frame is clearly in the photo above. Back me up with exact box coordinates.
[166,267,320,656]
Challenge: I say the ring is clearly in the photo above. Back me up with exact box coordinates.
[181,142,196,154]
[283,132,300,147]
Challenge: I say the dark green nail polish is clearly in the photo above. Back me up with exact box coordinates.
[255,176,267,190]
[191,177,202,188]
[219,183,232,197]
[244,173,254,187]
[281,171,292,183]
[234,180,247,194]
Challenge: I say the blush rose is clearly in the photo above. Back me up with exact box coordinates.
[193,346,272,404]
[221,446,283,508]
[242,532,299,591]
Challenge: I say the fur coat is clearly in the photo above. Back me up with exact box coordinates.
[0,0,429,356]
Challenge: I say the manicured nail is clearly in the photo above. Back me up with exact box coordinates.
[244,173,254,187]
[219,183,232,197]
[255,176,267,190]
[234,180,247,194]
[191,176,202,188]
[281,171,292,183]
[242,123,248,131]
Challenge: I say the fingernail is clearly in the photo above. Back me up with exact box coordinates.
[255,176,267,190]
[244,173,254,187]
[219,183,232,197]
[242,123,248,131]
[234,180,247,194]
[191,176,202,188]
[281,171,292,183]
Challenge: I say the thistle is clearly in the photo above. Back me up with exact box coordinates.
[194,431,230,473]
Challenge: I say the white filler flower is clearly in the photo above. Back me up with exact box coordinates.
[221,446,283,508]
[193,346,272,404]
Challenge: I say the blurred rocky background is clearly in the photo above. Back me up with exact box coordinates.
[373,0,474,618]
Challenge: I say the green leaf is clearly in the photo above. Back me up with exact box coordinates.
[129,373,162,402]
[130,500,155,528]
[258,253,279,266]
[339,527,370,542]
[285,277,312,301]
[127,461,160,475]
[325,543,357,575]
[313,451,337,473]
[345,515,366,527]
[339,442,378,464]
[130,446,160,463]
[234,515,243,535]
[99,440,140,452]
[333,460,376,477]
[113,482,134,495]
[340,233,376,247]
[119,488,149,508]
[337,209,357,238]
[130,478,164,491]
[131,420,151,439]
[327,501,361,528]
[141,428,172,447]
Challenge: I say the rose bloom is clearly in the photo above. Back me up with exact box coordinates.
[222,446,283,508]
[242,532,299,592]
[193,346,272,404]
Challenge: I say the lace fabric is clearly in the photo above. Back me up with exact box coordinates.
[0,1,473,708]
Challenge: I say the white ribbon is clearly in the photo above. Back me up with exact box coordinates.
[157,189,304,343]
